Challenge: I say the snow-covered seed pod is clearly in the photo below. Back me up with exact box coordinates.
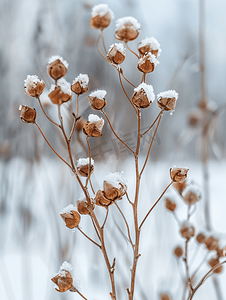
[115,17,140,42]
[103,172,127,201]
[157,90,178,111]
[173,181,187,195]
[77,158,94,177]
[60,205,80,229]
[77,194,95,215]
[95,189,113,207]
[83,114,104,137]
[180,221,195,240]
[88,90,107,110]
[90,4,114,30]
[137,37,161,57]
[132,83,155,108]
[205,236,219,251]
[182,184,201,205]
[48,78,72,105]
[71,74,89,95]
[19,105,37,124]
[24,75,45,97]
[165,197,177,212]
[170,167,189,183]
[51,262,73,293]
[137,52,159,73]
[107,43,126,65]
[47,56,68,80]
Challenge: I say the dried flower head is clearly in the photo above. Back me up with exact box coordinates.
[24,75,45,97]
[51,261,73,292]
[88,90,107,110]
[103,172,127,201]
[173,181,187,195]
[196,232,206,244]
[160,293,172,300]
[75,117,86,132]
[180,221,195,240]
[83,114,104,137]
[60,205,80,229]
[95,189,113,207]
[165,197,177,212]
[115,16,140,42]
[157,90,178,111]
[19,105,36,124]
[107,43,126,65]
[77,158,94,177]
[174,246,183,258]
[208,258,223,274]
[137,52,159,73]
[170,167,189,183]
[182,184,201,205]
[77,194,95,215]
[47,56,68,80]
[71,74,89,95]
[138,37,161,57]
[48,78,72,105]
[132,83,155,108]
[90,4,114,30]
[205,236,219,251]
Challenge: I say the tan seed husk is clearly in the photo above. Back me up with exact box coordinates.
[60,211,80,229]
[51,270,73,292]
[20,106,37,124]
[90,12,112,29]
[47,59,67,80]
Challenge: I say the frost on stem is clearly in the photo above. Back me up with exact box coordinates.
[60,204,81,229]
[157,90,178,112]
[88,90,107,110]
[24,75,45,97]
[77,158,94,177]
[71,74,89,95]
[138,37,162,57]
[83,114,104,137]
[107,43,126,65]
[115,16,140,42]
[51,261,73,292]
[90,4,114,30]
[132,82,155,108]
[48,78,72,105]
[137,52,159,73]
[47,55,68,80]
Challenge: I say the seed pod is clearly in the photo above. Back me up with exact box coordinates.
[137,52,159,73]
[71,74,89,95]
[180,221,195,240]
[174,246,183,258]
[217,248,224,258]
[83,114,104,137]
[88,90,107,110]
[77,158,94,177]
[48,78,72,105]
[75,117,86,132]
[115,17,140,42]
[173,181,187,195]
[205,236,219,251]
[47,56,68,80]
[165,198,176,212]
[182,184,201,205]
[19,105,36,124]
[24,75,45,97]
[90,4,114,29]
[132,83,155,109]
[208,258,223,274]
[137,37,161,57]
[103,172,127,201]
[77,195,95,215]
[160,293,171,300]
[170,167,189,183]
[107,43,126,65]
[157,90,179,111]
[95,189,113,207]
[60,205,80,229]
[51,262,73,293]
[196,233,206,244]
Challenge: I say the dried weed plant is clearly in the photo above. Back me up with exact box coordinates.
[19,3,226,300]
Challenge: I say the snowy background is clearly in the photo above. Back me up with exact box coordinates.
[0,0,226,299]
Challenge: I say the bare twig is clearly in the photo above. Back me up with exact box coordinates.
[77,226,101,249]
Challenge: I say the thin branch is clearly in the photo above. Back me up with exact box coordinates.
[76,95,79,118]
[140,113,163,176]
[69,285,89,300]
[101,110,135,155]
[125,191,133,205]
[101,207,109,229]
[125,42,139,58]
[120,71,136,88]
[114,202,134,248]
[184,239,193,296]
[118,70,137,112]
[35,122,72,169]
[100,29,108,54]
[68,113,78,142]
[37,96,60,127]
[77,227,101,249]
[141,110,164,138]
[139,181,173,230]
[97,33,108,61]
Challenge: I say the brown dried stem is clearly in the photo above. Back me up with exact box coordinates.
[77,226,101,249]
[118,70,137,112]
[101,207,109,229]
[68,113,77,142]
[76,95,79,118]
[97,33,108,61]
[140,110,164,138]
[100,29,108,54]
[125,42,139,58]
[37,96,60,127]
[70,285,88,300]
